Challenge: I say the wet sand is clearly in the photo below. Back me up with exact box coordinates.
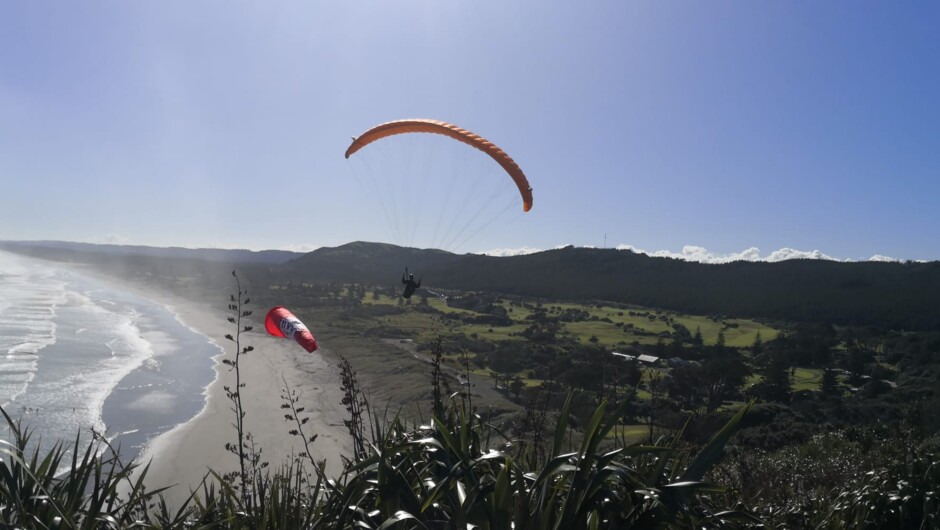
[87,274,351,508]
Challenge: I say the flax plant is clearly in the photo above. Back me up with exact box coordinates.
[221,270,267,504]
[0,407,159,528]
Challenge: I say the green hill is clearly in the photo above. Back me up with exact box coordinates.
[4,240,939,331]
[283,242,940,330]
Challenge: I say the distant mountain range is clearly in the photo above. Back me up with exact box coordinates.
[3,240,939,331]
[0,240,300,264]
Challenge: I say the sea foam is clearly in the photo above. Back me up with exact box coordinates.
[0,250,220,464]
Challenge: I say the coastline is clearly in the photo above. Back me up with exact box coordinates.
[64,268,351,507]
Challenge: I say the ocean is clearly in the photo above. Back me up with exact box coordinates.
[0,250,221,463]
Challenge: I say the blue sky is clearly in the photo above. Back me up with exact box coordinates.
[1,2,937,261]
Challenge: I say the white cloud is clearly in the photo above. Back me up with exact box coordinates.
[279,243,321,253]
[485,244,902,264]
[93,234,131,245]
[868,254,900,262]
[483,246,544,257]
[614,244,769,263]
[764,248,839,262]
[638,245,847,263]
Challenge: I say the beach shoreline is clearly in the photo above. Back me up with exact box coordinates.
[64,267,351,508]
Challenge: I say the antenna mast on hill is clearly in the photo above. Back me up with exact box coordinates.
[604,233,607,249]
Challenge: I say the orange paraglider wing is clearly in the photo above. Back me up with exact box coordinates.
[345,119,533,212]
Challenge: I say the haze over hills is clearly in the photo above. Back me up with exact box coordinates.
[282,242,940,331]
[0,239,917,265]
[0,240,299,264]
[486,244,904,263]
[3,240,938,331]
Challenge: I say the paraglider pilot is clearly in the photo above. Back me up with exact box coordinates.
[402,268,421,299]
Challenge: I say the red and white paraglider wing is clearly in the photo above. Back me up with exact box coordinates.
[264,306,318,353]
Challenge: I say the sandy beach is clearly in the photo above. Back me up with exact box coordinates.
[80,272,352,508]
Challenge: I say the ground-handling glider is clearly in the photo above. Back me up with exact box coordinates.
[264,306,318,353]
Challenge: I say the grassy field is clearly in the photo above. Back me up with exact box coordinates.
[314,286,785,417]
[607,424,654,445]
[361,290,780,351]
[745,367,824,392]
[792,367,824,391]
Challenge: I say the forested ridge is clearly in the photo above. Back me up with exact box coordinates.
[5,240,939,331]
[284,243,940,331]
[3,240,940,527]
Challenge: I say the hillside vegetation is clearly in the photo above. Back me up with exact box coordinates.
[6,240,939,331]
[1,241,939,528]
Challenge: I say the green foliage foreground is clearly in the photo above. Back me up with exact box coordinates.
[4,395,940,528]
[1,393,759,529]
